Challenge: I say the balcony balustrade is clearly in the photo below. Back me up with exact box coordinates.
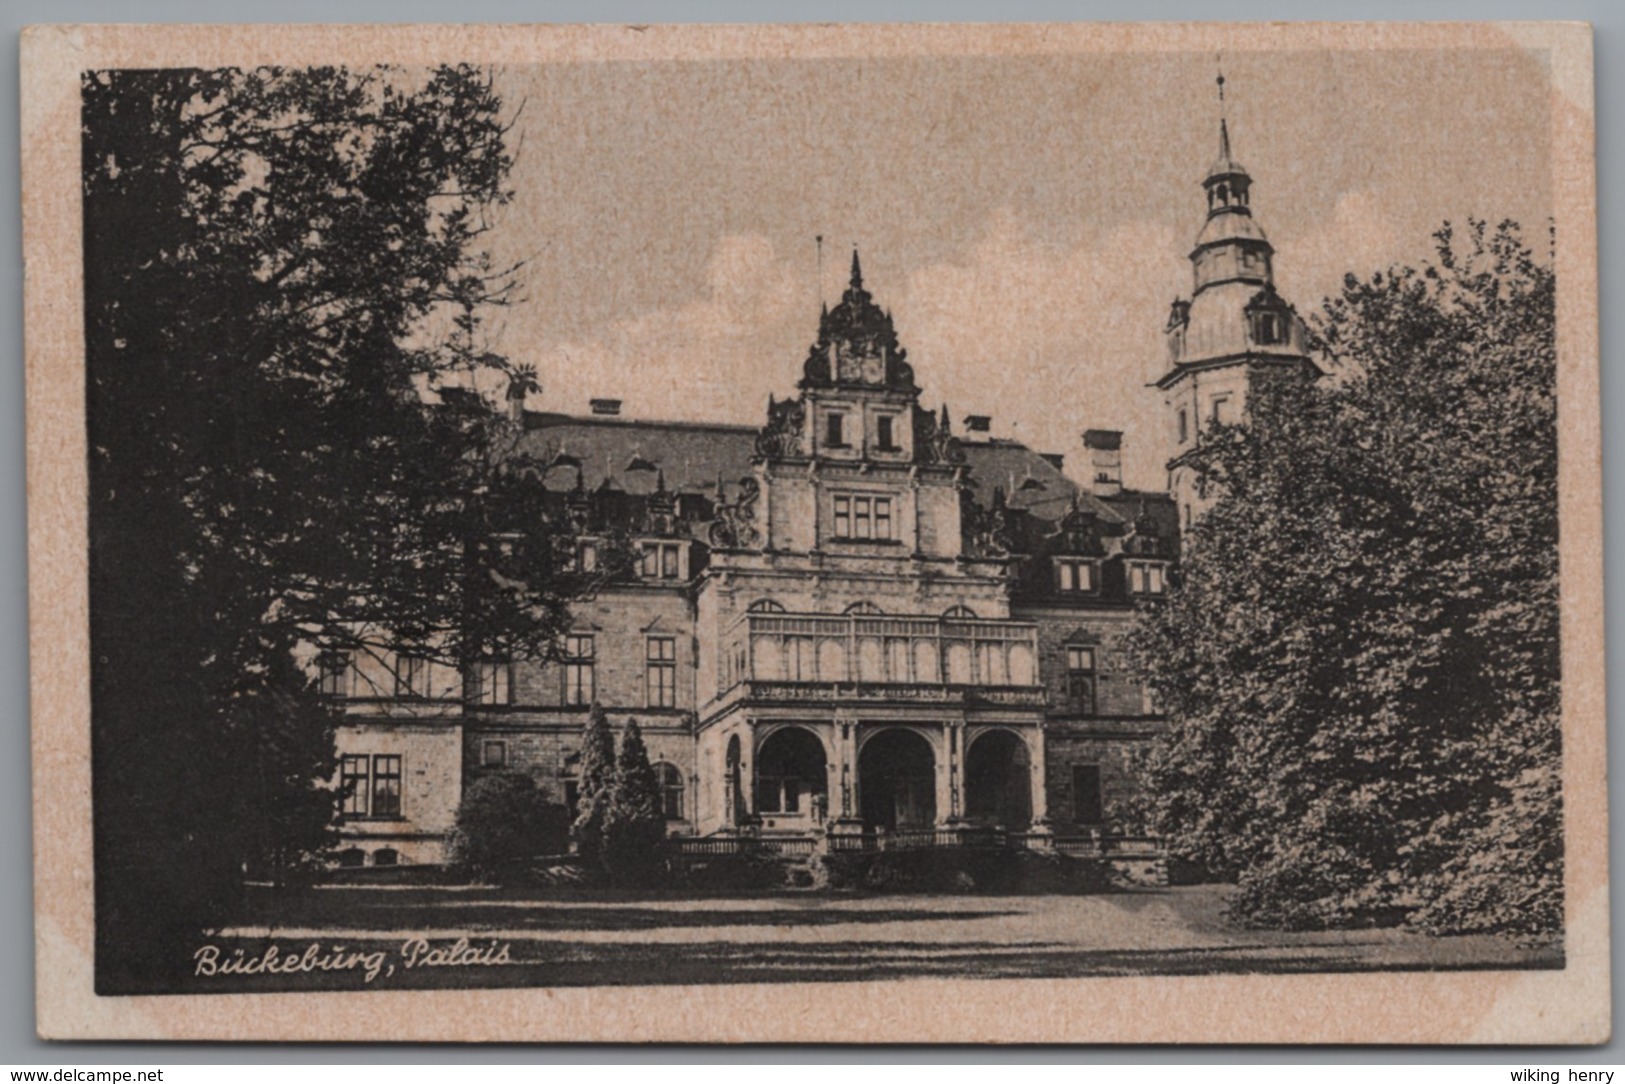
[714,610,1045,709]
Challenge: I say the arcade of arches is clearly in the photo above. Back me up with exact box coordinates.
[720,721,1046,834]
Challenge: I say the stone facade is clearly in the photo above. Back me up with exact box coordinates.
[329,114,1309,865]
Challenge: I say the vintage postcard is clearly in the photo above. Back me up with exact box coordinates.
[22,22,1605,1042]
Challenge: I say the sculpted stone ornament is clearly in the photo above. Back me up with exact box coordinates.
[798,250,917,393]
[708,475,763,550]
[961,486,1013,558]
[754,395,806,459]
[914,404,965,466]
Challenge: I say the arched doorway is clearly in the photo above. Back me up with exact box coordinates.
[754,727,828,820]
[965,729,1032,828]
[858,728,937,830]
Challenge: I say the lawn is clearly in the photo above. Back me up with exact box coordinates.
[151,882,1564,994]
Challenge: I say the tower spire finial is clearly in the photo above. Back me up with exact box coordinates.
[1216,61,1231,161]
[850,247,863,290]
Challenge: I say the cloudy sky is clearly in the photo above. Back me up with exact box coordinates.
[465,43,1554,491]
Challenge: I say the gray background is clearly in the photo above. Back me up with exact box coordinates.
[3,0,1616,1062]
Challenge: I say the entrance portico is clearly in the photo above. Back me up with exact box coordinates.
[697,706,1048,835]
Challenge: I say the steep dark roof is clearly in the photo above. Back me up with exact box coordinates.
[960,440,1128,525]
[504,407,1177,551]
[514,411,756,499]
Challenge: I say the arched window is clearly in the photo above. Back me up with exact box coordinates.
[654,762,685,821]
[372,847,400,867]
[845,601,884,615]
[747,599,786,613]
[943,605,977,619]
[335,847,366,869]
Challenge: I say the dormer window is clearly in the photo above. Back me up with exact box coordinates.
[1252,310,1286,345]
[1128,561,1168,596]
[1054,558,1095,593]
[641,541,682,580]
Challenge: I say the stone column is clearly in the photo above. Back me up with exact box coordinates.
[1028,723,1052,837]
[935,722,955,827]
[740,721,758,824]
[945,720,968,825]
[831,710,863,835]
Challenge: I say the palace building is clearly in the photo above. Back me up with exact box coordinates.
[325,112,1313,867]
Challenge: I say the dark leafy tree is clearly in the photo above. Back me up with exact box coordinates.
[1128,220,1559,936]
[449,772,572,881]
[572,703,617,865]
[603,718,668,886]
[82,65,603,989]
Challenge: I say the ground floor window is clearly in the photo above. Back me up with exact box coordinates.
[340,754,404,819]
[1072,764,1104,826]
[655,762,685,820]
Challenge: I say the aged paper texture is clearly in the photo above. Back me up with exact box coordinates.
[22,21,1605,1042]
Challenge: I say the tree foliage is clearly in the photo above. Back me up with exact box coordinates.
[572,704,617,865]
[82,65,595,986]
[449,772,571,881]
[1128,221,1560,936]
[603,718,668,886]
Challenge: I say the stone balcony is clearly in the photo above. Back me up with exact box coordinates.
[707,609,1046,715]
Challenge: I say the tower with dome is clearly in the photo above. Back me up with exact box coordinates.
[1156,83,1323,530]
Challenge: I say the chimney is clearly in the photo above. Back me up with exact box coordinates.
[590,398,622,417]
[962,415,992,443]
[1083,429,1123,498]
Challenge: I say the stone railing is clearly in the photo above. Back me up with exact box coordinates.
[715,609,1045,703]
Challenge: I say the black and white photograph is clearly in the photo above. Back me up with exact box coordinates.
[22,21,1605,1042]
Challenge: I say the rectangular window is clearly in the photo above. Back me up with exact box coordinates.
[1178,409,1189,444]
[563,634,595,705]
[340,754,369,816]
[876,415,896,451]
[1211,396,1233,424]
[1129,562,1168,595]
[1066,646,1097,715]
[318,652,349,697]
[755,776,801,814]
[832,494,893,540]
[874,498,892,540]
[370,755,402,818]
[1072,765,1104,826]
[825,412,846,447]
[660,766,685,821]
[395,656,425,699]
[565,780,581,819]
[646,636,677,707]
[474,660,511,706]
[641,542,681,580]
[1055,558,1094,593]
[481,740,507,769]
[578,540,598,572]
